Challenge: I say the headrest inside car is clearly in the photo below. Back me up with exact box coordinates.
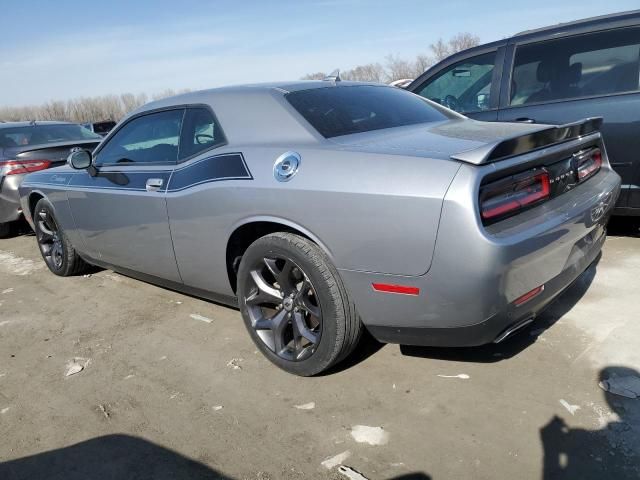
[567,62,582,84]
[536,61,553,83]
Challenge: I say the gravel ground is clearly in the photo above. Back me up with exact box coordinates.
[0,219,638,480]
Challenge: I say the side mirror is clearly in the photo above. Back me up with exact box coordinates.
[67,149,92,170]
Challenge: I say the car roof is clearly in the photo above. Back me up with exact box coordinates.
[514,9,640,38]
[136,80,383,112]
[0,121,74,129]
[126,81,391,146]
[409,9,640,90]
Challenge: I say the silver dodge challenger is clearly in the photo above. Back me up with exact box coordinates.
[19,81,621,376]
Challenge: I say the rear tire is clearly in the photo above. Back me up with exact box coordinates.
[33,198,89,277]
[237,232,362,376]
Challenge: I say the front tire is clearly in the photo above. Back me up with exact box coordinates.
[237,232,362,376]
[34,198,89,277]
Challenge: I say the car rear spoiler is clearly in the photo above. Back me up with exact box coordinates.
[450,117,603,165]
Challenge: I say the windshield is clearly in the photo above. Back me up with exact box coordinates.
[286,85,454,138]
[0,124,101,148]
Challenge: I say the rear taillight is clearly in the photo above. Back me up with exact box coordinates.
[0,159,51,176]
[480,169,550,223]
[575,148,602,182]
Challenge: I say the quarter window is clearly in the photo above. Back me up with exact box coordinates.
[415,52,497,113]
[95,109,184,166]
[510,27,640,106]
[179,107,226,160]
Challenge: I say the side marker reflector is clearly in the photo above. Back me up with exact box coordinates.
[514,285,545,306]
[372,283,420,296]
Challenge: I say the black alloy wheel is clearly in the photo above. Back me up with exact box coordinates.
[237,232,363,376]
[245,255,322,362]
[33,198,89,277]
[36,207,65,271]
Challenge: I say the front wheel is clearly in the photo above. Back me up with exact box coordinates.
[34,198,89,276]
[237,232,362,376]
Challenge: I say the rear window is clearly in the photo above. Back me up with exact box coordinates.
[286,85,452,138]
[0,124,101,148]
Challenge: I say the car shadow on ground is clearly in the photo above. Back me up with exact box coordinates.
[399,253,600,364]
[320,328,387,375]
[607,216,640,238]
[0,434,433,480]
[388,474,431,479]
[0,434,228,480]
[539,366,640,480]
[1,219,33,239]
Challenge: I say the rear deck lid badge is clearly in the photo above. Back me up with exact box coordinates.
[591,192,612,222]
[274,152,300,182]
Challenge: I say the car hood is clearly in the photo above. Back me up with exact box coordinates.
[328,118,558,163]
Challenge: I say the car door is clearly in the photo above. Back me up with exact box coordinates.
[410,44,506,121]
[165,106,246,296]
[497,26,640,210]
[66,108,185,282]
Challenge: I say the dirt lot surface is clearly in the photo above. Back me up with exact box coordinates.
[1,219,639,480]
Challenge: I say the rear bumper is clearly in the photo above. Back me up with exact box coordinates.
[367,240,602,346]
[340,166,621,347]
[0,173,25,223]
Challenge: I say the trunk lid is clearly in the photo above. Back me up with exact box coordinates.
[329,117,601,165]
[2,139,101,166]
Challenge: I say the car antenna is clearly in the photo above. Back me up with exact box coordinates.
[323,69,341,82]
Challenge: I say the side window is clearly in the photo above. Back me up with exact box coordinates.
[178,107,226,160]
[95,109,184,166]
[415,52,497,113]
[510,27,640,106]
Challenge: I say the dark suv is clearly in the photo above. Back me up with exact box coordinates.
[408,10,640,215]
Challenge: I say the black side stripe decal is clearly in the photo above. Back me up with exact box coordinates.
[22,153,252,192]
[167,153,251,192]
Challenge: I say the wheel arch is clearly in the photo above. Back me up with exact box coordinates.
[225,216,334,293]
[26,191,47,227]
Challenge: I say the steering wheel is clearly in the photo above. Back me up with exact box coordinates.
[442,95,460,112]
[195,134,214,145]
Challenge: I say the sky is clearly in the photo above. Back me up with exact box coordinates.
[0,0,638,106]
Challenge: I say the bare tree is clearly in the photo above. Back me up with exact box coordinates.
[429,32,480,62]
[342,63,385,82]
[0,33,482,123]
[0,89,192,123]
[384,54,415,82]
[413,54,433,77]
[120,93,140,112]
[301,72,327,80]
[151,89,177,101]
[301,32,481,82]
[448,32,481,54]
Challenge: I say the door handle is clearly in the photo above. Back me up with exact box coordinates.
[146,178,164,192]
[515,117,535,123]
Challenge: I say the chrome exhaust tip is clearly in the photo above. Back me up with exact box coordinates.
[494,317,535,344]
